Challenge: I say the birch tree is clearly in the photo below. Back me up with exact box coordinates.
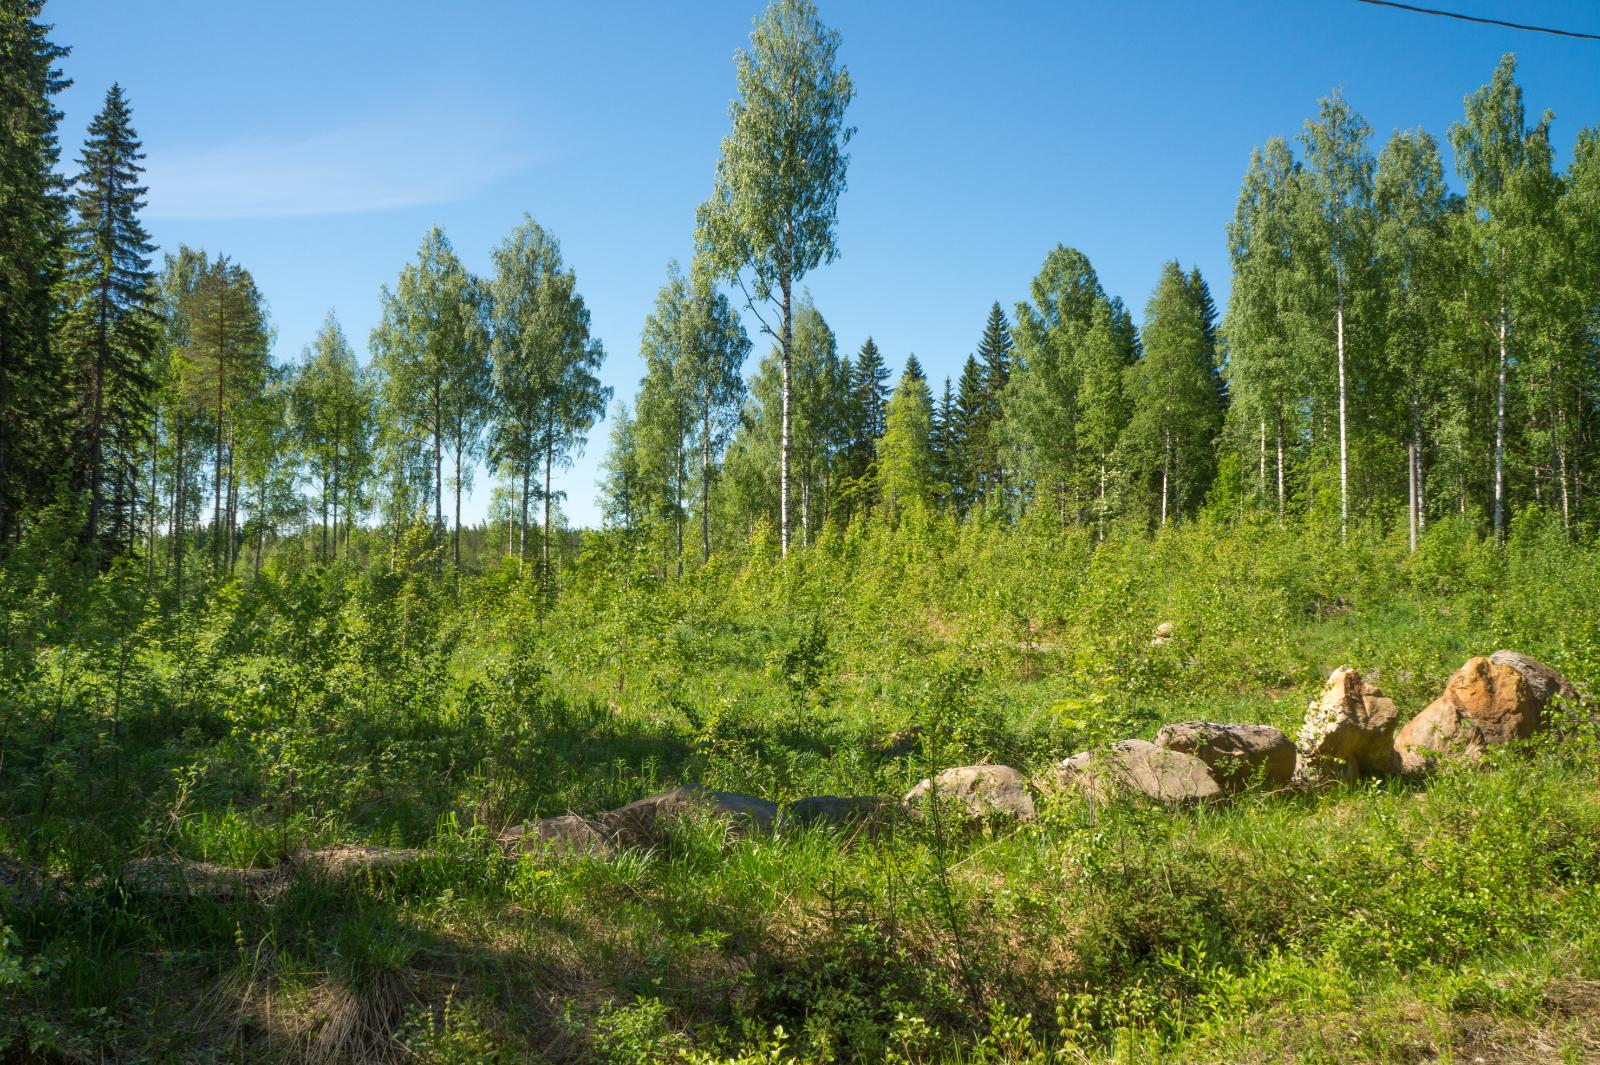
[695,0,854,556]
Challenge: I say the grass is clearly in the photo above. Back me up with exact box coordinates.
[3,508,1600,1061]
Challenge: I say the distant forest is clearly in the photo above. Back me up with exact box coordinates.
[3,1,1598,597]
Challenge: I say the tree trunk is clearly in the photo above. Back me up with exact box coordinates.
[84,320,107,547]
[173,416,186,605]
[214,299,226,570]
[321,466,329,561]
[674,437,684,578]
[1493,302,1507,540]
[146,419,159,590]
[1276,405,1285,519]
[1407,442,1418,553]
[332,410,341,563]
[433,384,443,563]
[1160,430,1171,527]
[1258,417,1266,502]
[542,426,554,598]
[1336,295,1348,543]
[779,271,793,556]
[801,476,810,547]
[701,406,712,564]
[225,429,238,572]
[453,434,462,570]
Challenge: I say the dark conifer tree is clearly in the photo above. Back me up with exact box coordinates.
[0,2,71,542]
[953,354,986,512]
[66,84,157,551]
[976,301,1013,395]
[930,375,961,509]
[851,337,889,441]
[841,336,890,510]
[972,301,1014,503]
[903,353,925,384]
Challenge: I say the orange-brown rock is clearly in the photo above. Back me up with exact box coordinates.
[1296,667,1400,781]
[1396,651,1580,771]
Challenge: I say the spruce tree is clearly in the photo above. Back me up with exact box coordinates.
[0,2,71,541]
[930,376,958,509]
[65,84,157,552]
[953,354,987,512]
[851,337,889,440]
[970,302,1014,505]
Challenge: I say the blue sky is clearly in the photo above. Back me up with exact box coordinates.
[47,1,1600,527]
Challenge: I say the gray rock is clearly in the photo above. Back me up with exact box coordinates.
[1154,721,1296,791]
[500,814,614,859]
[597,786,779,846]
[1489,650,1581,710]
[904,765,1036,821]
[1048,739,1223,806]
[779,795,895,831]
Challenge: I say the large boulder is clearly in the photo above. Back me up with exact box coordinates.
[1394,698,1484,773]
[1297,667,1400,781]
[1154,721,1296,791]
[1396,651,1580,772]
[500,814,614,859]
[1048,739,1224,806]
[1491,650,1580,712]
[904,765,1036,821]
[597,786,779,847]
[778,795,895,831]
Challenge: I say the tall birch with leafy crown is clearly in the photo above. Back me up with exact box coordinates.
[1449,54,1550,541]
[695,0,854,557]
[1301,90,1374,543]
[486,216,608,590]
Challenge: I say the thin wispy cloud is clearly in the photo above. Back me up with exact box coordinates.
[144,105,542,220]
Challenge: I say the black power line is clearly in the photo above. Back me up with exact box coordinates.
[1355,0,1600,41]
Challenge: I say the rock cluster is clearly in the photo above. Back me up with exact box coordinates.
[4,651,1580,911]
[491,650,1584,852]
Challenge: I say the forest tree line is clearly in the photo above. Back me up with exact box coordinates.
[3,0,1599,599]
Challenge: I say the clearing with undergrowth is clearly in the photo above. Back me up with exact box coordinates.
[5,0,1600,1061]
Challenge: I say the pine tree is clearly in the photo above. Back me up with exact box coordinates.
[65,84,157,553]
[903,353,925,385]
[0,2,71,541]
[177,253,271,572]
